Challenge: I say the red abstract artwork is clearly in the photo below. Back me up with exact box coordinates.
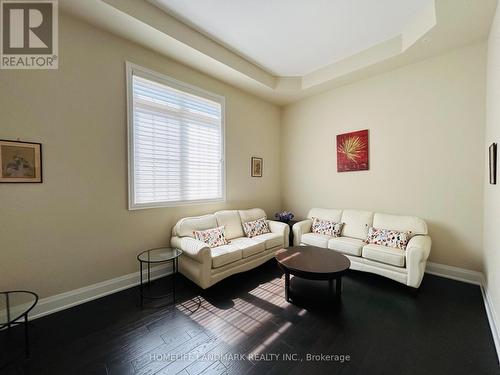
[336,129,369,172]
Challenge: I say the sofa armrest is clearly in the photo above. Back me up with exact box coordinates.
[170,236,211,263]
[267,220,290,247]
[292,219,312,246]
[406,235,432,288]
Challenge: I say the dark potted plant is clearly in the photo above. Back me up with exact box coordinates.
[275,211,294,223]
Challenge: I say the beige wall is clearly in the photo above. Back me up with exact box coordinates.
[0,13,281,298]
[281,43,486,271]
[484,3,500,339]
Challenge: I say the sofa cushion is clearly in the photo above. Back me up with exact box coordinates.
[366,227,411,250]
[194,226,228,248]
[175,214,218,238]
[238,208,267,223]
[328,237,364,256]
[243,217,271,238]
[214,210,244,239]
[301,233,332,248]
[311,217,343,237]
[230,237,266,258]
[252,232,283,249]
[362,244,405,267]
[373,213,427,235]
[211,244,242,268]
[340,209,373,240]
[307,208,342,222]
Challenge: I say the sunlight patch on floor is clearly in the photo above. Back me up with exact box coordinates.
[248,321,292,357]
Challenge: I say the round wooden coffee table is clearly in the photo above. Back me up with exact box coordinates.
[275,246,351,303]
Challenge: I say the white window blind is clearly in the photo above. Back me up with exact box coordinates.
[127,64,225,209]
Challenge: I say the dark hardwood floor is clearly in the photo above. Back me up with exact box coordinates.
[1,259,499,375]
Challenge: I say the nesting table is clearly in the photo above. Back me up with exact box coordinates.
[0,290,38,357]
[137,247,182,306]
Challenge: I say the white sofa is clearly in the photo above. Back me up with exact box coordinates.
[293,208,431,288]
[171,208,289,289]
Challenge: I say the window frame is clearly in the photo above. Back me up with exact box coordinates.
[126,62,226,210]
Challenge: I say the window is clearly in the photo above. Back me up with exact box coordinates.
[127,63,225,209]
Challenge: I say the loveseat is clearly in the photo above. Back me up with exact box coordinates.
[293,208,431,288]
[171,208,289,289]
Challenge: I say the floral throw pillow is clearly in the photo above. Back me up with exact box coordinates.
[366,227,412,250]
[311,217,344,237]
[193,226,228,248]
[243,217,271,238]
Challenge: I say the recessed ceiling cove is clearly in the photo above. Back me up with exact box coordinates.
[151,0,434,77]
[61,0,495,104]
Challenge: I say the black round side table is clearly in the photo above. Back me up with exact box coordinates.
[137,247,182,307]
[0,290,38,358]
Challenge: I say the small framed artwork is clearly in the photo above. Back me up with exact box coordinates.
[251,157,263,177]
[0,139,42,183]
[489,143,497,185]
[337,129,369,172]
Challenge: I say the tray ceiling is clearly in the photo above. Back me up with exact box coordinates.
[151,0,433,77]
[60,0,498,104]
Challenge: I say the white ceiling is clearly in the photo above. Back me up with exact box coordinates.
[151,0,434,77]
[60,0,498,104]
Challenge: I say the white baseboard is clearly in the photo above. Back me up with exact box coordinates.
[425,261,483,285]
[481,279,500,364]
[426,262,500,363]
[29,263,172,320]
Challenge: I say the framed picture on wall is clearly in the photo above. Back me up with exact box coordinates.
[0,140,42,183]
[490,143,497,185]
[337,129,369,172]
[251,157,263,177]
